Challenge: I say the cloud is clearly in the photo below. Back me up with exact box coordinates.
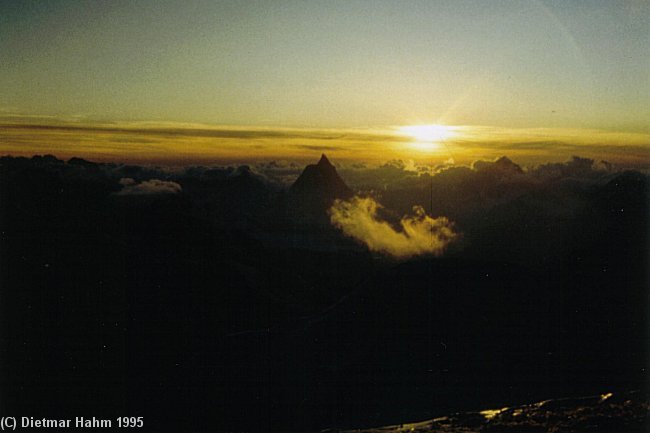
[119,177,136,186]
[252,160,303,185]
[329,196,457,259]
[472,156,524,178]
[381,159,418,171]
[531,156,600,180]
[116,178,182,195]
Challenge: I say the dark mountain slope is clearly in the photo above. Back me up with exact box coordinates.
[328,391,649,433]
[288,154,353,223]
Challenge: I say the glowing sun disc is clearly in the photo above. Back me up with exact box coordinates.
[399,124,456,143]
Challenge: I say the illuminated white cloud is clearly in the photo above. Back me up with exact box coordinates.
[329,196,457,259]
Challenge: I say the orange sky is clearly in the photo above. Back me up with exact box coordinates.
[1,120,648,168]
[2,2,648,167]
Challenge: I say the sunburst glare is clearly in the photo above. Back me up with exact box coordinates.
[398,124,459,151]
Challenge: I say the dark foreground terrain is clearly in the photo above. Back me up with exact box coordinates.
[1,154,648,432]
[328,391,649,433]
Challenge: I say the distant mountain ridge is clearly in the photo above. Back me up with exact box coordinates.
[287,154,353,223]
[327,391,649,433]
[290,154,352,201]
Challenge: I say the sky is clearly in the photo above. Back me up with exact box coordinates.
[1,0,649,165]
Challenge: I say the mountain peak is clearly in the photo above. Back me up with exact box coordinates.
[288,155,353,222]
[318,153,333,167]
[290,155,351,197]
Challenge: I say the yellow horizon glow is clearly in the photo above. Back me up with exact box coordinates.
[399,124,457,142]
[0,120,648,167]
[398,124,459,152]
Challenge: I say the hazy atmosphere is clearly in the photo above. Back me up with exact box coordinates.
[1,2,648,433]
[1,1,649,166]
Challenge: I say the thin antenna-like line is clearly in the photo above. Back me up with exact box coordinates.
[430,172,433,246]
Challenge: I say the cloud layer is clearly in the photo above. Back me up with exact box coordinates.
[329,196,457,259]
[2,121,649,167]
[116,178,182,195]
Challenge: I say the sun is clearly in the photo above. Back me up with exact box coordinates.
[399,124,457,143]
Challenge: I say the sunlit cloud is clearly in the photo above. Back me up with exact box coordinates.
[329,196,457,259]
[115,178,182,195]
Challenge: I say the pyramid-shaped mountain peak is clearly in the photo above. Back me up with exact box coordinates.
[288,155,353,220]
[317,153,333,167]
[290,155,351,197]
